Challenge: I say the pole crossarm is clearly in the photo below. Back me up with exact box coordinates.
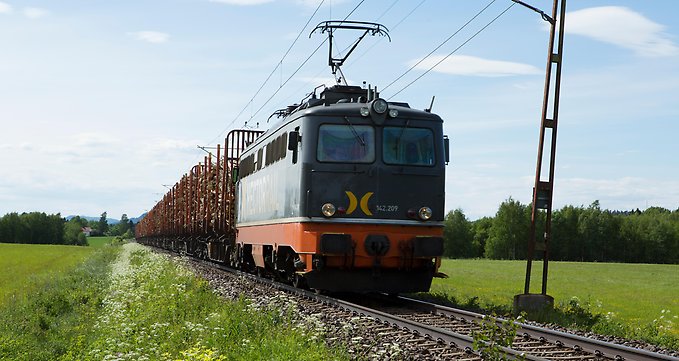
[511,0,555,24]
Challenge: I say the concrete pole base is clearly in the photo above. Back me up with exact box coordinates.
[513,294,554,314]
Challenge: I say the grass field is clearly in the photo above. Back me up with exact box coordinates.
[431,259,679,341]
[87,236,115,248]
[2,243,675,353]
[0,243,347,360]
[0,243,95,306]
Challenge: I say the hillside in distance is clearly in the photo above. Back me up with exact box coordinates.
[65,213,146,225]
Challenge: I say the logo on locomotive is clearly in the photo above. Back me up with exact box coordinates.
[344,191,374,216]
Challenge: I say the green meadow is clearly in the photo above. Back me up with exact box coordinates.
[2,243,676,355]
[0,243,95,306]
[430,259,679,347]
[0,243,347,360]
[86,236,115,248]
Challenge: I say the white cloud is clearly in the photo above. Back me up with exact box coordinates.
[556,177,679,211]
[72,132,119,148]
[134,138,197,162]
[567,6,679,57]
[141,138,198,159]
[209,0,274,5]
[129,31,170,44]
[409,55,541,77]
[0,1,12,14]
[445,169,533,219]
[448,173,679,219]
[23,7,48,19]
[0,142,33,151]
[0,133,203,217]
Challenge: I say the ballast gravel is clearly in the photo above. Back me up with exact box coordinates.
[181,258,478,360]
[169,253,677,360]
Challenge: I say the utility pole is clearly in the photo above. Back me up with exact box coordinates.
[513,0,567,313]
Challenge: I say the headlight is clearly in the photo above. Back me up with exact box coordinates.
[360,107,370,117]
[388,109,399,118]
[418,206,432,221]
[321,203,336,217]
[371,98,388,114]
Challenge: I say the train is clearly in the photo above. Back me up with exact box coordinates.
[136,21,449,294]
[136,83,449,294]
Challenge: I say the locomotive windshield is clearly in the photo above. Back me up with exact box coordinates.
[317,124,375,163]
[383,127,435,166]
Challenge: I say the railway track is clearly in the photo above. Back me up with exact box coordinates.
[155,246,678,361]
[347,295,679,361]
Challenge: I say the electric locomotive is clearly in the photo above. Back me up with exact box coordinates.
[235,84,448,293]
[136,20,449,294]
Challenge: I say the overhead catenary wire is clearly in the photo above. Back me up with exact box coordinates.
[389,0,426,30]
[243,0,367,125]
[272,0,420,112]
[375,0,400,22]
[342,0,366,23]
[206,0,326,146]
[387,2,516,100]
[381,0,498,93]
[345,0,427,70]
[331,0,399,61]
[245,39,328,124]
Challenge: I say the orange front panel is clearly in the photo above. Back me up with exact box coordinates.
[236,221,443,270]
[237,222,441,249]
[236,222,317,253]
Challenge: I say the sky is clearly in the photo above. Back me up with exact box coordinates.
[1,0,678,220]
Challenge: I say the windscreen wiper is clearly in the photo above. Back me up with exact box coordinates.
[394,119,410,152]
[344,116,365,147]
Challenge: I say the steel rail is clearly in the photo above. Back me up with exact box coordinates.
[398,296,679,361]
[201,259,546,361]
[316,294,549,361]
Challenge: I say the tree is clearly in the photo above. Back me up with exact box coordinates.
[64,218,88,246]
[110,214,131,236]
[670,209,679,263]
[485,197,530,260]
[471,217,493,258]
[619,214,643,262]
[48,214,65,245]
[1,212,66,245]
[118,214,130,235]
[551,205,583,261]
[577,201,621,262]
[127,219,136,238]
[443,209,473,258]
[622,208,679,263]
[22,212,46,244]
[98,212,109,235]
[0,213,24,243]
